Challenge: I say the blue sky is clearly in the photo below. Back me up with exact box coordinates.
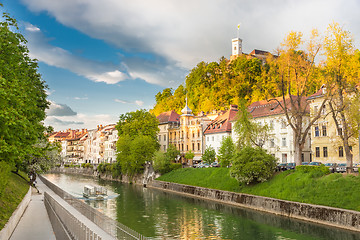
[2,0,360,131]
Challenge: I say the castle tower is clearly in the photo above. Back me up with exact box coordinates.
[230,38,242,61]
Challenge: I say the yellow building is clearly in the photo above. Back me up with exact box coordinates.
[308,87,359,164]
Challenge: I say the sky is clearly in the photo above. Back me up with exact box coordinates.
[2,0,360,131]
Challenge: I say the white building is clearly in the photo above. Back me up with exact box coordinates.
[231,98,311,163]
[204,105,238,155]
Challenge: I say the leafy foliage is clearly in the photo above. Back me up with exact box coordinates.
[217,136,235,167]
[234,102,269,149]
[202,146,216,164]
[152,56,264,115]
[184,150,195,160]
[0,8,49,167]
[153,145,181,174]
[230,146,277,184]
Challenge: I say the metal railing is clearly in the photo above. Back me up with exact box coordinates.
[40,175,148,240]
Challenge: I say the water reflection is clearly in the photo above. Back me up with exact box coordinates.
[44,173,360,240]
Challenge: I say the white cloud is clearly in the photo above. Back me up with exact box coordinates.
[47,100,77,116]
[44,113,118,131]
[24,25,130,85]
[115,99,144,106]
[21,0,360,71]
[25,23,40,32]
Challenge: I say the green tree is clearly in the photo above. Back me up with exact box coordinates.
[0,6,49,171]
[184,150,195,162]
[116,109,160,175]
[234,103,269,149]
[202,146,216,164]
[230,146,277,185]
[217,136,235,167]
[165,144,180,162]
[323,23,360,172]
[116,109,159,141]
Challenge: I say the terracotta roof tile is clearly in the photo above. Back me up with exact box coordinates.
[157,110,180,123]
[204,106,238,134]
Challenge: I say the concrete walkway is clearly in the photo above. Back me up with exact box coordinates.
[10,179,56,240]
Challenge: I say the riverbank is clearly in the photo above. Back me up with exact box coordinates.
[157,167,360,212]
[49,167,360,232]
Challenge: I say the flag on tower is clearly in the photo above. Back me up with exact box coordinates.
[237,24,241,29]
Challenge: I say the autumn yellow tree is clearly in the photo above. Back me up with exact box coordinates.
[263,30,326,166]
[323,22,360,172]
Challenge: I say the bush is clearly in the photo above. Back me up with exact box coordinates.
[170,163,182,171]
[295,164,330,177]
[153,151,171,175]
[64,164,70,168]
[230,146,277,185]
[81,163,86,168]
[0,162,11,197]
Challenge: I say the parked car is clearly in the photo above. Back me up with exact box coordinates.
[211,161,220,167]
[353,163,360,172]
[301,162,309,165]
[336,163,347,173]
[286,162,296,170]
[277,163,287,171]
[308,162,322,166]
[324,163,337,173]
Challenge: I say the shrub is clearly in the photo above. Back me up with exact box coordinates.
[81,163,86,168]
[230,146,277,185]
[295,165,330,177]
[64,164,70,168]
[170,163,182,171]
[153,151,171,175]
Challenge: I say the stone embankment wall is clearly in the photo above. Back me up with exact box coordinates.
[148,180,360,232]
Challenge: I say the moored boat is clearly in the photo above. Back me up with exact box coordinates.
[83,185,108,200]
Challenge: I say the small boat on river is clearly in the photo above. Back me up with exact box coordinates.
[83,185,108,200]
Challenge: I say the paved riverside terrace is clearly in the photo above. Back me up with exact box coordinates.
[10,179,56,240]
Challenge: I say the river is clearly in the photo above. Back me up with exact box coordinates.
[43,173,360,240]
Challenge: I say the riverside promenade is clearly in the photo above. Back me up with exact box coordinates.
[9,179,56,240]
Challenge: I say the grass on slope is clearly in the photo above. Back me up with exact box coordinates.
[157,168,360,211]
[0,171,30,229]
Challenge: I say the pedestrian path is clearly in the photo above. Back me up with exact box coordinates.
[9,179,56,240]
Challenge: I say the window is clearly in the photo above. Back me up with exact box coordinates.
[158,135,161,141]
[339,146,344,157]
[198,143,200,151]
[282,154,287,163]
[322,125,327,137]
[163,145,166,151]
[192,143,194,151]
[349,146,353,152]
[281,120,287,129]
[314,126,319,137]
[315,147,320,157]
[207,136,209,141]
[282,138,287,147]
[270,138,275,148]
[338,127,343,136]
[321,105,326,115]
[192,131,195,138]
[323,147,328,157]
[212,136,214,141]
[270,120,274,130]
[198,130,200,137]
[164,135,166,141]
[301,153,304,162]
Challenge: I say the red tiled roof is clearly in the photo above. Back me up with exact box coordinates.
[53,132,70,138]
[248,96,309,118]
[204,106,238,134]
[157,110,180,124]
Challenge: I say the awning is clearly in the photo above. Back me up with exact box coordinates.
[193,156,202,161]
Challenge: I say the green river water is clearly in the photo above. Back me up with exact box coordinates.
[43,173,360,240]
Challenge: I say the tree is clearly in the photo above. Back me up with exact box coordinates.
[217,136,235,167]
[165,144,180,162]
[202,146,216,164]
[233,103,269,149]
[184,150,195,162]
[230,146,277,185]
[116,109,160,175]
[323,23,360,172]
[262,30,325,166]
[0,6,49,171]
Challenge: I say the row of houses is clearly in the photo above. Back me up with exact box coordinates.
[48,124,118,164]
[158,87,359,166]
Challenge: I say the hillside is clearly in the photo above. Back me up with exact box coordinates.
[151,56,266,116]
